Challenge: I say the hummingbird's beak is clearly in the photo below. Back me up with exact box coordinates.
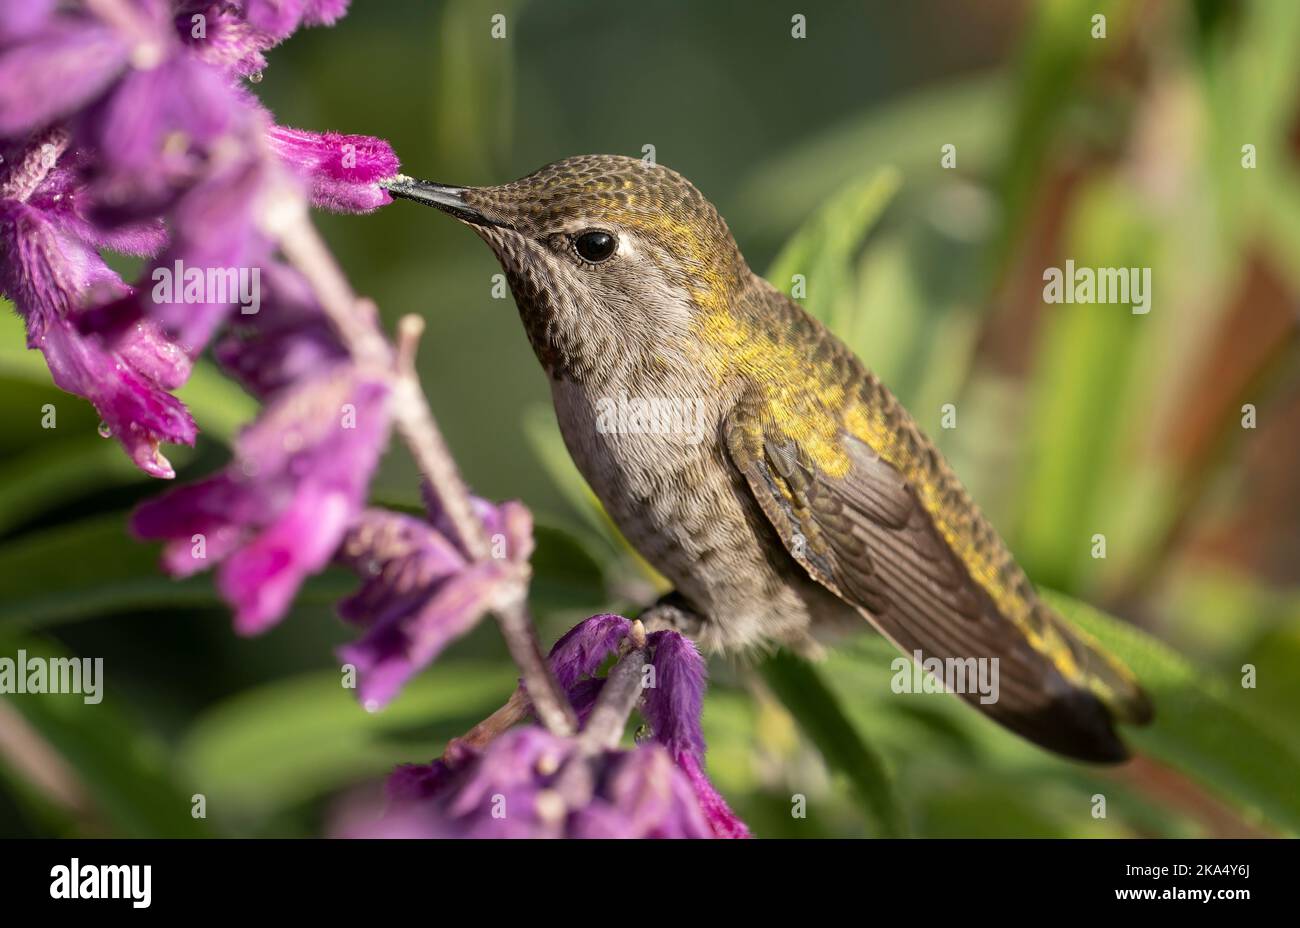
[380,174,511,229]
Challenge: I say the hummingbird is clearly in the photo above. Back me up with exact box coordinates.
[383,155,1153,762]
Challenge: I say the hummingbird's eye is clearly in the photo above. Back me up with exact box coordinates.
[573,230,617,263]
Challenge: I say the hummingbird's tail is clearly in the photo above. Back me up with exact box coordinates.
[1029,600,1155,729]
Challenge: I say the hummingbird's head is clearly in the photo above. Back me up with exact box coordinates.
[383,154,750,382]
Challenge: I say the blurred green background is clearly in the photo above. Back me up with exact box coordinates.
[2,0,1299,838]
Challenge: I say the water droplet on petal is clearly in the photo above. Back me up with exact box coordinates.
[97,421,113,439]
[248,71,264,84]
[363,699,379,713]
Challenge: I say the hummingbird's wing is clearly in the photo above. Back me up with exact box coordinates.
[724,389,1152,763]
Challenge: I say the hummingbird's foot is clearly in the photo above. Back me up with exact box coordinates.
[636,591,704,639]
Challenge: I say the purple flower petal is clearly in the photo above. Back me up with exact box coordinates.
[334,498,533,710]
[0,0,56,42]
[334,509,467,626]
[301,0,351,27]
[674,750,752,840]
[571,744,712,839]
[82,154,269,352]
[339,559,508,710]
[353,728,717,839]
[79,50,234,194]
[386,760,452,803]
[213,262,347,398]
[566,676,606,726]
[178,4,274,79]
[642,629,708,760]
[0,17,130,136]
[219,482,352,634]
[35,313,196,477]
[266,125,397,213]
[480,498,535,562]
[330,492,539,709]
[30,154,168,257]
[0,199,195,478]
[641,629,752,838]
[244,0,351,39]
[546,613,632,692]
[0,197,122,314]
[133,368,392,629]
[132,473,264,572]
[422,483,533,557]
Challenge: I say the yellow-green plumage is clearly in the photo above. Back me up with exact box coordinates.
[713,276,1152,757]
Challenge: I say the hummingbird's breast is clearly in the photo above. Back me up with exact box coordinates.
[549,374,850,654]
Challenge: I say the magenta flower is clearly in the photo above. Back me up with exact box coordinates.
[213,261,347,398]
[178,2,277,79]
[0,9,132,137]
[542,615,752,837]
[267,125,397,213]
[0,140,196,477]
[345,617,753,839]
[642,630,752,838]
[335,497,533,711]
[544,612,634,722]
[0,0,395,479]
[131,367,391,633]
[6,1,748,843]
[348,727,714,839]
[243,0,351,40]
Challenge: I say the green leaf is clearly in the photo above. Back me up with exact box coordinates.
[0,514,208,632]
[759,649,906,836]
[179,661,518,821]
[431,0,522,175]
[1198,0,1300,285]
[1012,178,1164,592]
[0,304,255,446]
[989,0,1128,273]
[528,522,611,616]
[1043,589,1300,835]
[0,634,210,837]
[0,439,144,536]
[734,75,1006,239]
[765,166,902,328]
[174,361,258,444]
[0,512,352,633]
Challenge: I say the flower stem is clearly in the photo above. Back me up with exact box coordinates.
[392,315,489,559]
[580,624,649,752]
[452,685,531,752]
[261,178,577,738]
